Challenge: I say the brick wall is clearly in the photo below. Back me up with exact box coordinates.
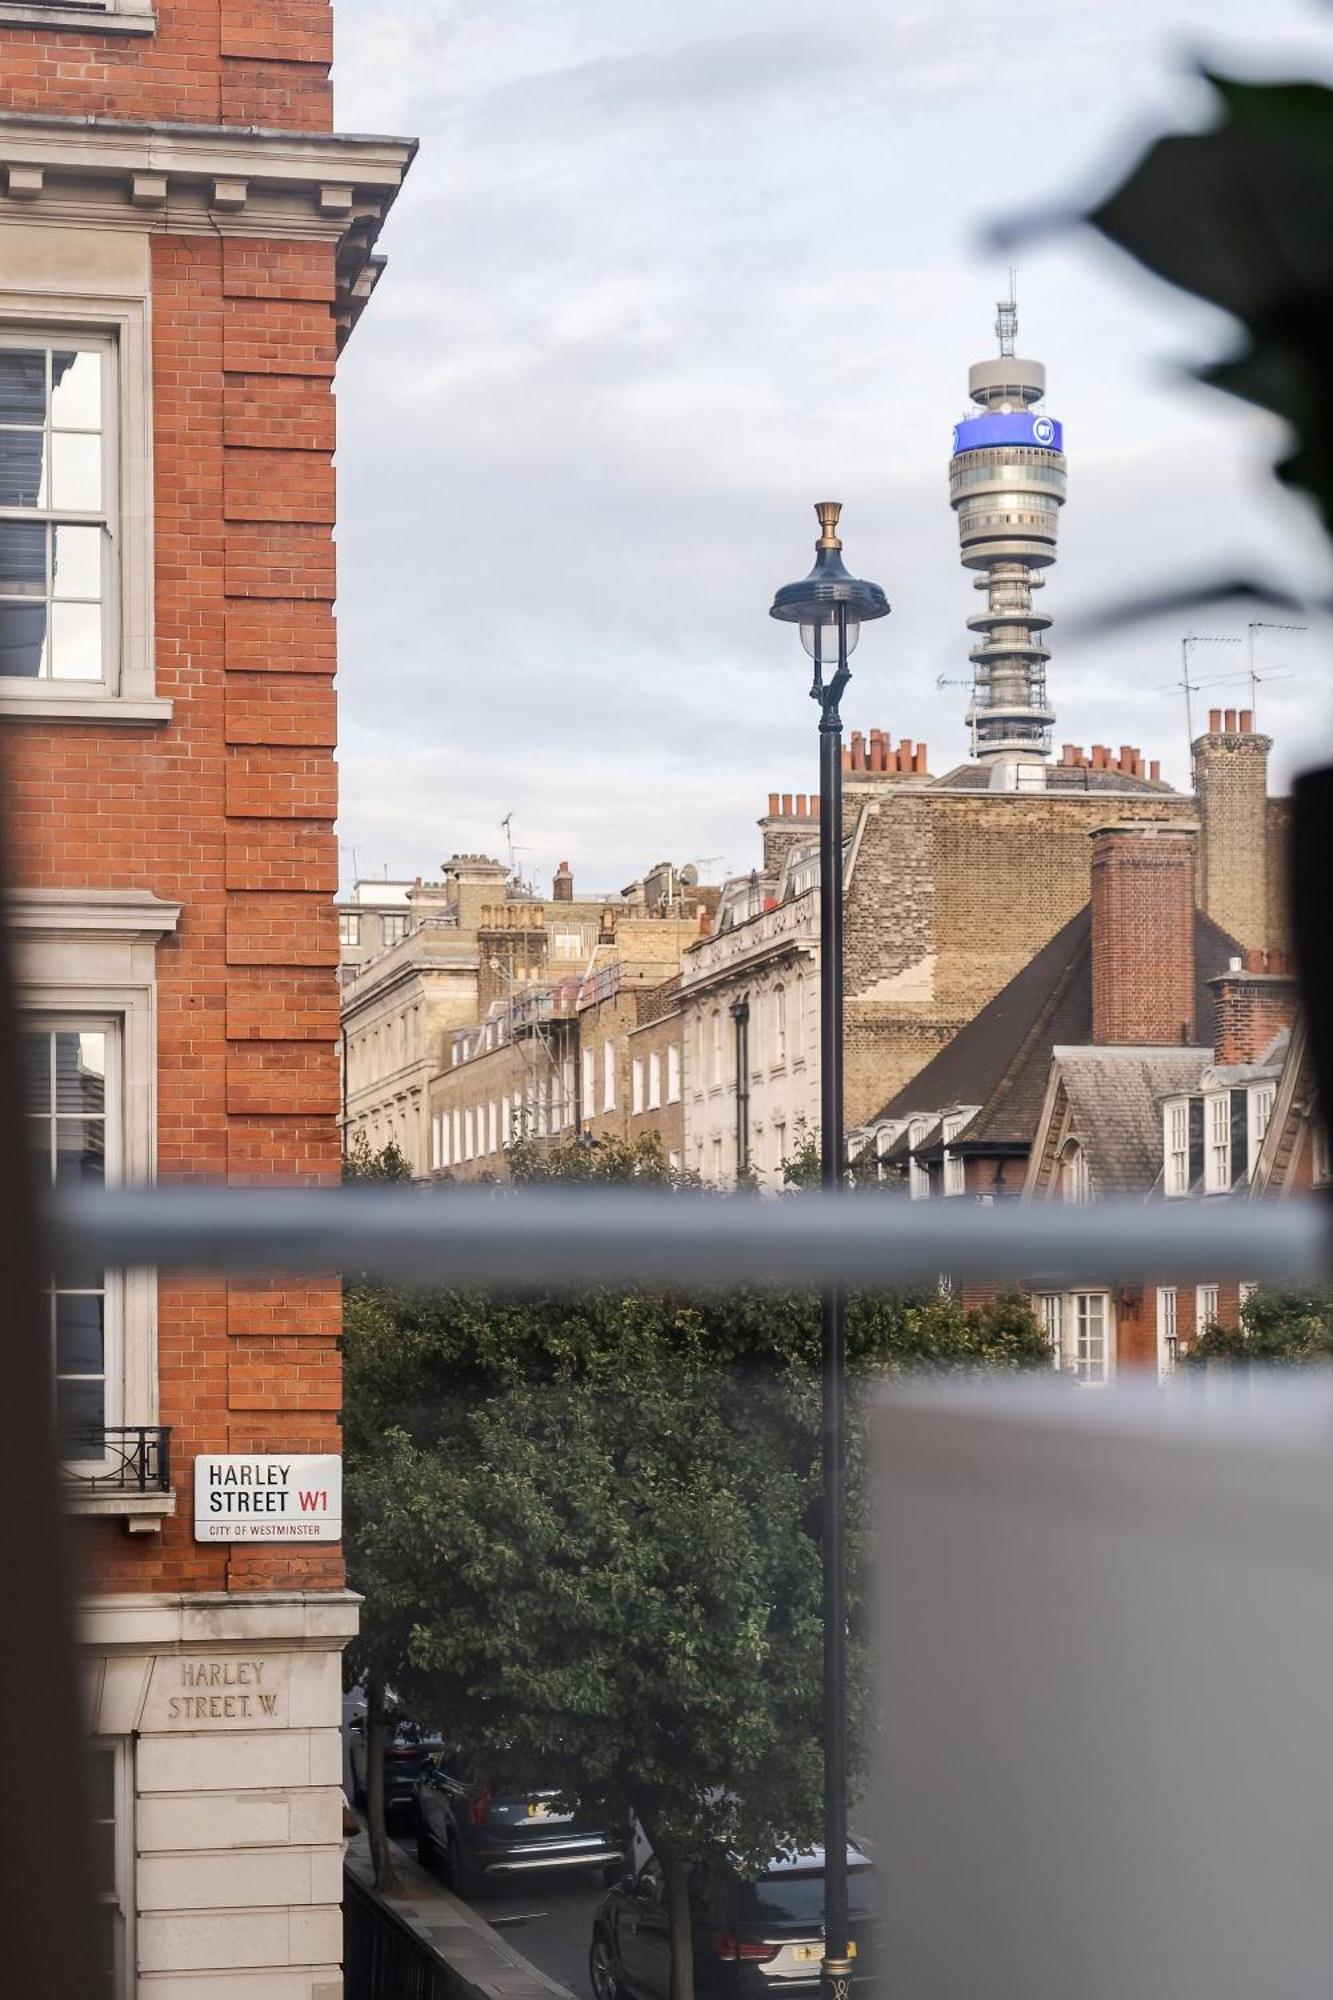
[1090,822,1197,1046]
[0,0,333,129]
[6,224,343,1597]
[1208,959,1301,1065]
[1195,716,1273,954]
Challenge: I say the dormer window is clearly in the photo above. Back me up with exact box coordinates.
[1204,1091,1232,1194]
[1060,1140,1091,1206]
[1248,1083,1275,1178]
[941,1112,967,1197]
[1163,1097,1190,1196]
[908,1117,930,1201]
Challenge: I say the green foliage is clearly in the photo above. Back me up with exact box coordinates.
[342,1259,1049,1869]
[1087,72,1333,552]
[505,1130,690,1187]
[343,1132,414,1183]
[1187,1284,1333,1366]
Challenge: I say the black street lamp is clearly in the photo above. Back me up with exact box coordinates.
[770,502,889,2000]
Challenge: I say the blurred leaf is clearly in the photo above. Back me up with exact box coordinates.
[1064,574,1310,638]
[1086,73,1333,538]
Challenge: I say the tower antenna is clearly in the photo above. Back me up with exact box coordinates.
[996,268,1018,358]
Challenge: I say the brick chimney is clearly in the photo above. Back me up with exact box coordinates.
[1193,710,1272,953]
[552,860,573,902]
[1091,821,1199,1045]
[1208,950,1300,1063]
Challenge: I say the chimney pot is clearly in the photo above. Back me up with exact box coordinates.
[1224,708,1237,733]
[768,792,780,817]
[811,792,821,814]
[1239,708,1254,733]
[913,744,928,774]
[1209,708,1222,733]
[781,794,793,817]
[1149,760,1161,782]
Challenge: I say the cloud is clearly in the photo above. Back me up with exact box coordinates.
[329,0,1333,889]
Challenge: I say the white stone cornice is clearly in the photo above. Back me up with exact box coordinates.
[0,113,415,196]
[8,887,181,939]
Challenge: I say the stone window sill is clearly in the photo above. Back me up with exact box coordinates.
[65,1489,177,1534]
[0,4,155,31]
[0,693,172,726]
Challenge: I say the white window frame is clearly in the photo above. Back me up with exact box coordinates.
[1072,1291,1111,1385]
[463,1107,475,1161]
[1060,1141,1092,1207]
[339,912,361,949]
[603,1038,616,1114]
[1248,1083,1275,1179]
[942,1113,966,1198]
[1035,1292,1063,1369]
[1156,1287,1178,1379]
[0,0,156,30]
[12,890,177,1485]
[1204,1092,1232,1194]
[648,1050,662,1110]
[793,973,806,1066]
[1197,1283,1220,1331]
[381,912,410,948]
[667,1043,681,1104]
[631,1058,644,1116]
[0,283,160,721]
[773,983,787,1067]
[501,1094,512,1147]
[488,1100,499,1154]
[581,1051,596,1121]
[908,1117,930,1202]
[1163,1096,1190,1197]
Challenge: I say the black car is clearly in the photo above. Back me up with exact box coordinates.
[415,1750,631,1895]
[347,1712,443,1820]
[590,1845,876,2000]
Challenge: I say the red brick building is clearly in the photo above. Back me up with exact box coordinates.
[0,3,410,1990]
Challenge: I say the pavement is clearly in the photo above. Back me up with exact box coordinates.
[345,1809,602,2000]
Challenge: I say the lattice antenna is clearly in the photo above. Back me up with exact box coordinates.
[996,268,1018,358]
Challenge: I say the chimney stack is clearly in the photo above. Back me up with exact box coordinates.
[1208,953,1300,1064]
[1193,710,1274,954]
[553,860,573,903]
[1091,822,1199,1046]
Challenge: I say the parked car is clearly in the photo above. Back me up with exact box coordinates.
[347,1712,443,1820]
[415,1749,631,1895]
[589,1844,877,2000]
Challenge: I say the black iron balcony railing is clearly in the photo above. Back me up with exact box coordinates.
[59,1424,171,1494]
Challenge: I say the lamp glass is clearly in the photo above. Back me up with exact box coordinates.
[800,611,860,663]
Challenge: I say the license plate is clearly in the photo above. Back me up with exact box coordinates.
[791,1945,821,1963]
[526,1800,555,1820]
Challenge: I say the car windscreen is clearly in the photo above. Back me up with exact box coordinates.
[744,1866,875,1928]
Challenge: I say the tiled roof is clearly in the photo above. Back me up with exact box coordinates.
[869,905,1241,1147]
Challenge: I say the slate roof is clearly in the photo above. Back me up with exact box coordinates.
[869,903,1241,1147]
[1053,1046,1213,1195]
[932,763,1175,793]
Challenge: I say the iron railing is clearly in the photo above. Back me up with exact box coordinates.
[60,1424,171,1493]
[344,1872,455,2000]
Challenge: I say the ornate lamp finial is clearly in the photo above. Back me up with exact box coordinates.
[815,502,843,551]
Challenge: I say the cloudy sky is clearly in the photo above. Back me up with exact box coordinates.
[331,0,1333,896]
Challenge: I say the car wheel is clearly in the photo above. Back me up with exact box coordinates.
[590,1934,623,2000]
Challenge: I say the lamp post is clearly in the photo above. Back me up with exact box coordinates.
[770,503,889,2000]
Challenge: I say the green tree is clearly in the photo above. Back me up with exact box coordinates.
[341,1129,1048,1974]
[1187,1285,1333,1365]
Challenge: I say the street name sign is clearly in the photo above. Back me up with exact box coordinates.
[193,1454,342,1543]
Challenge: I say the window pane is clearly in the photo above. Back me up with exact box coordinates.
[51,349,101,430]
[0,518,46,593]
[57,1374,105,1442]
[51,601,103,679]
[0,427,47,507]
[0,348,46,426]
[55,1118,105,1186]
[55,1030,105,1115]
[50,429,102,511]
[52,523,101,599]
[56,1294,105,1376]
[0,601,47,677]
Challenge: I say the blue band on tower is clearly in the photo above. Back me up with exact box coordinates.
[952,412,1063,457]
